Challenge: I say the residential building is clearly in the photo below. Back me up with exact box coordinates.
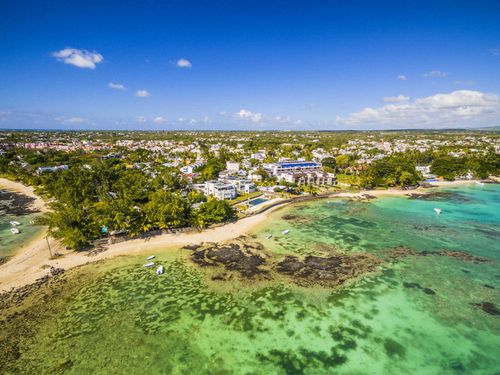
[265,161,322,175]
[203,181,237,200]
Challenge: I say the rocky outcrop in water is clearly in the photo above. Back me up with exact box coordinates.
[473,302,500,316]
[402,281,436,295]
[390,246,491,264]
[276,254,381,288]
[190,241,269,278]
[186,238,381,288]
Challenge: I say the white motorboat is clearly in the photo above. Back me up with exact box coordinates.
[265,234,272,239]
[143,262,155,268]
[476,181,484,186]
[282,229,290,235]
[10,221,21,226]
[434,208,442,215]
[10,228,20,234]
[156,265,164,275]
[147,255,155,260]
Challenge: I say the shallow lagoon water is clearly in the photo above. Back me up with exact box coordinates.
[0,188,44,258]
[3,185,500,374]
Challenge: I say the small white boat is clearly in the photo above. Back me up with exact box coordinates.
[476,181,484,186]
[143,262,155,268]
[10,228,20,234]
[282,229,290,235]
[265,234,272,239]
[146,255,155,260]
[434,208,442,215]
[10,221,21,226]
[156,265,164,275]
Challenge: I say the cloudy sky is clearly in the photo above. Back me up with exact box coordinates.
[1,0,500,130]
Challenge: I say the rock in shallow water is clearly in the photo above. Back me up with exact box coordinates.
[474,302,500,316]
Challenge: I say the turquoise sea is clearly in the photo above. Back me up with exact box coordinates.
[1,184,499,374]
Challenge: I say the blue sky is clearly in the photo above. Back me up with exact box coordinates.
[1,0,499,130]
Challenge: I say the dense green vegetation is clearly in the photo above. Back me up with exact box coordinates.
[0,153,236,249]
[359,155,422,188]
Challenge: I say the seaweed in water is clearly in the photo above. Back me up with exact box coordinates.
[473,302,500,316]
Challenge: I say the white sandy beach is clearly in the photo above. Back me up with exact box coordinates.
[0,178,488,293]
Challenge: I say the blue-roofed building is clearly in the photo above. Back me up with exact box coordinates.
[266,161,322,176]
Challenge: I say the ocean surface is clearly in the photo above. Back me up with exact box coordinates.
[2,184,499,374]
[0,188,44,258]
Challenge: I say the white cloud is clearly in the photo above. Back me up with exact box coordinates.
[108,82,126,90]
[136,116,147,123]
[489,48,500,56]
[52,48,103,69]
[423,70,449,78]
[397,74,407,81]
[177,117,186,122]
[337,90,500,128]
[202,116,212,124]
[235,109,263,122]
[383,94,410,103]
[135,90,150,97]
[176,58,192,68]
[153,116,167,124]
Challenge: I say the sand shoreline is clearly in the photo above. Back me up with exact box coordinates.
[0,178,491,293]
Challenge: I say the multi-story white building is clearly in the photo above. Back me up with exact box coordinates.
[203,181,237,200]
[265,161,322,176]
[277,171,336,186]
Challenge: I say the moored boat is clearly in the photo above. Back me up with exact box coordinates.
[282,229,290,235]
[10,221,21,226]
[143,262,155,268]
[156,265,164,275]
[11,227,20,234]
[434,208,442,214]
[147,255,155,260]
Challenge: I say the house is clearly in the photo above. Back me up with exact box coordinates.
[225,177,256,194]
[203,181,237,200]
[180,161,203,174]
[226,161,240,173]
[415,165,432,178]
[36,165,69,174]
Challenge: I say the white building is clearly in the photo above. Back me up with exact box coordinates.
[226,161,240,172]
[204,181,237,200]
[265,161,322,176]
[225,178,256,194]
[415,165,432,178]
[180,161,203,174]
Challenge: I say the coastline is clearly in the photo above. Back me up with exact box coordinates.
[0,178,490,293]
[0,177,48,213]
